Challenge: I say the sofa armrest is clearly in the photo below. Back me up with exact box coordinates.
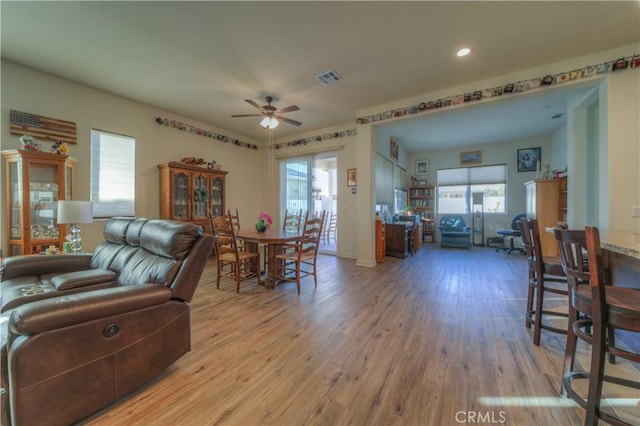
[9,284,172,335]
[1,254,93,281]
[50,269,117,290]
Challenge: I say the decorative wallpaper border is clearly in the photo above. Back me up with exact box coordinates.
[154,116,259,150]
[272,129,357,150]
[155,115,357,151]
[356,54,639,125]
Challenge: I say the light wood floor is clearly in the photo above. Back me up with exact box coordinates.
[84,245,639,426]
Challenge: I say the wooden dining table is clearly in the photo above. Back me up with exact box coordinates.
[235,228,302,289]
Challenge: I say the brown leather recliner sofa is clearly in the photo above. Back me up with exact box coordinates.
[0,217,214,426]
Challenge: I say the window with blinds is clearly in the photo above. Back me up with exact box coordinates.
[437,164,506,214]
[90,129,135,218]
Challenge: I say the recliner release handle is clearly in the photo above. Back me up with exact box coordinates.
[103,324,120,338]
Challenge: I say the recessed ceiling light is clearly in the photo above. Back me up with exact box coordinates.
[457,48,471,57]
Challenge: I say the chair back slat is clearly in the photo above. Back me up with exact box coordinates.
[554,228,590,289]
[283,208,303,232]
[585,226,607,316]
[518,218,543,261]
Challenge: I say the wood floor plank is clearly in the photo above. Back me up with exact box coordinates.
[83,245,639,425]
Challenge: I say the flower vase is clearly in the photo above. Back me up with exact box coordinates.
[256,223,267,233]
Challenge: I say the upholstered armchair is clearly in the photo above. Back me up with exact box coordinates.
[439,215,472,248]
[0,217,214,426]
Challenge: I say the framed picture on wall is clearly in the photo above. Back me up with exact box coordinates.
[390,137,399,162]
[347,168,357,187]
[517,147,541,172]
[416,159,429,175]
[460,150,481,165]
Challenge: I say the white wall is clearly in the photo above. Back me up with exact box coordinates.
[409,135,554,239]
[1,60,265,253]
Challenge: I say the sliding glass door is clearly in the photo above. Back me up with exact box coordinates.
[280,153,338,253]
[280,156,312,219]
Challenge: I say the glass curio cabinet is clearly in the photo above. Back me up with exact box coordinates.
[157,162,227,233]
[2,149,77,256]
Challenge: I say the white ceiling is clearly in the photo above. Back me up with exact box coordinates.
[1,1,638,152]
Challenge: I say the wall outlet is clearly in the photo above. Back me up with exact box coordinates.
[632,206,640,218]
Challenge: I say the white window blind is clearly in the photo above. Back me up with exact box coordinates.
[437,164,507,214]
[90,129,135,218]
[438,164,506,186]
[394,164,407,190]
[375,153,394,205]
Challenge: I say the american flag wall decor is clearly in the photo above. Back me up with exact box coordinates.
[10,110,77,144]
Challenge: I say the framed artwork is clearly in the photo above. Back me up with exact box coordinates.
[347,168,357,187]
[517,147,541,172]
[390,137,399,162]
[416,159,429,175]
[460,150,481,166]
[418,179,428,186]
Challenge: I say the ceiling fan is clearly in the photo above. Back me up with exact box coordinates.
[231,96,301,129]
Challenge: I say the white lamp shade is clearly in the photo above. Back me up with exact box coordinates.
[57,201,93,224]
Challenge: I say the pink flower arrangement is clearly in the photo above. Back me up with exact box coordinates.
[256,211,273,229]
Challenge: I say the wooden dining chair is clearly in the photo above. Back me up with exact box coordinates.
[283,208,303,232]
[580,226,640,426]
[518,218,568,345]
[211,214,261,293]
[260,208,304,271]
[323,212,337,244]
[274,210,326,294]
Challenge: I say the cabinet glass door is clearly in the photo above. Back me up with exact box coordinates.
[192,173,209,219]
[29,163,61,249]
[9,162,23,255]
[210,176,224,218]
[172,172,189,219]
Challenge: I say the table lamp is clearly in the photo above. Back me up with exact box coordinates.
[57,200,93,253]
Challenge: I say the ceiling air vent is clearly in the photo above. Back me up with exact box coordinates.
[316,70,342,86]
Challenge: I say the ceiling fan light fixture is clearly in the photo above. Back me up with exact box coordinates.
[260,117,279,129]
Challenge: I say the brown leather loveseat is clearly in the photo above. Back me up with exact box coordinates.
[0,217,214,425]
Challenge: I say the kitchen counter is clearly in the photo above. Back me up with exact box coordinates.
[599,230,640,260]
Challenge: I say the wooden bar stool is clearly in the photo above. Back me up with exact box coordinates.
[581,227,640,426]
[518,218,568,345]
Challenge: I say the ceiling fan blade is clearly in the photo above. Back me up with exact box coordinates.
[277,105,300,114]
[231,114,263,117]
[278,116,302,127]
[244,99,263,111]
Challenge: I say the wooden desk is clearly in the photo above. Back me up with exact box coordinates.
[385,222,414,258]
[236,228,301,289]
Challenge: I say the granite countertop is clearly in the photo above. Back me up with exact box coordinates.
[599,230,640,260]
[545,227,640,260]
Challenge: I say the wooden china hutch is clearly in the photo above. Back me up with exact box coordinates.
[157,162,227,232]
[2,149,77,256]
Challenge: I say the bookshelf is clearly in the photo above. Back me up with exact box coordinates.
[409,185,435,219]
[409,185,436,243]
